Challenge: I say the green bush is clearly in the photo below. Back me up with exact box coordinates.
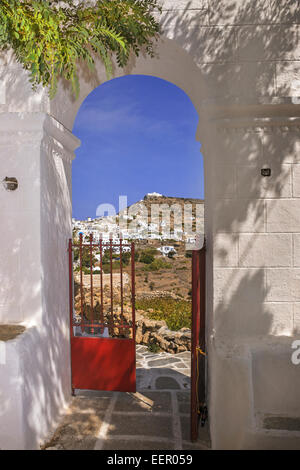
[148,343,160,353]
[146,248,157,256]
[73,247,97,268]
[140,252,155,264]
[143,258,171,272]
[121,251,131,266]
[139,248,157,264]
[102,261,121,273]
[136,297,191,330]
[81,268,102,275]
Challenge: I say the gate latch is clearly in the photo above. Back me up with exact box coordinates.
[199,405,208,427]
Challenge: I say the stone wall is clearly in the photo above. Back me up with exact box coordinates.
[135,310,191,354]
[137,291,182,300]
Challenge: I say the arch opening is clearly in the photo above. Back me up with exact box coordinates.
[67,73,207,447]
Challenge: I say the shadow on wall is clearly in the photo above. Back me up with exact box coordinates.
[154,1,299,341]
[159,0,300,102]
[211,122,299,339]
[18,136,73,448]
[214,269,272,337]
[45,0,300,128]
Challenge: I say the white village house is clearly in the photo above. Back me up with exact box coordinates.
[157,245,177,256]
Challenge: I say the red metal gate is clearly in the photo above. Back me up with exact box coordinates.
[191,242,206,441]
[68,234,136,393]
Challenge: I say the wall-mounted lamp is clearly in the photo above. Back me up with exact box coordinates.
[261,168,271,177]
[2,177,18,191]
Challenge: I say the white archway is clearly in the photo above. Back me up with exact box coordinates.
[50,37,205,131]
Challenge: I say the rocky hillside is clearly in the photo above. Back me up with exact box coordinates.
[72,193,204,351]
[120,193,204,230]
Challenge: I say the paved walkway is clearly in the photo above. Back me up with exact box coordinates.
[136,345,191,391]
[43,347,210,450]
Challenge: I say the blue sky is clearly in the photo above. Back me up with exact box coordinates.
[72,75,204,220]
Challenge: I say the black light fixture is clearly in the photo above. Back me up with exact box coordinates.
[261,168,271,177]
[2,177,18,191]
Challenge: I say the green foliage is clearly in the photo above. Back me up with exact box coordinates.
[136,297,191,331]
[102,260,119,272]
[102,250,130,265]
[121,251,131,266]
[143,258,171,272]
[102,263,111,274]
[138,248,158,264]
[148,342,160,353]
[145,247,157,256]
[73,247,97,269]
[101,250,131,272]
[0,0,161,98]
[82,268,101,274]
[140,251,155,264]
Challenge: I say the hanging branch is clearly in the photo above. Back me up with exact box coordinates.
[0,0,161,98]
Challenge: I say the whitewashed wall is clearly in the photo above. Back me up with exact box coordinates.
[0,115,79,449]
[206,120,300,448]
[0,0,300,449]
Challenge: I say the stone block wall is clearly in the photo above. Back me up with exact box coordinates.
[208,120,300,448]
[212,123,300,339]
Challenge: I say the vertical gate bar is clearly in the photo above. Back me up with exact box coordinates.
[79,233,84,332]
[68,238,74,339]
[100,235,104,333]
[90,233,94,334]
[120,236,123,317]
[191,248,200,442]
[68,238,75,395]
[199,245,206,351]
[110,236,113,332]
[131,242,136,340]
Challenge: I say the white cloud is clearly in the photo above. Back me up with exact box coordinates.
[74,95,194,141]
[74,102,141,132]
